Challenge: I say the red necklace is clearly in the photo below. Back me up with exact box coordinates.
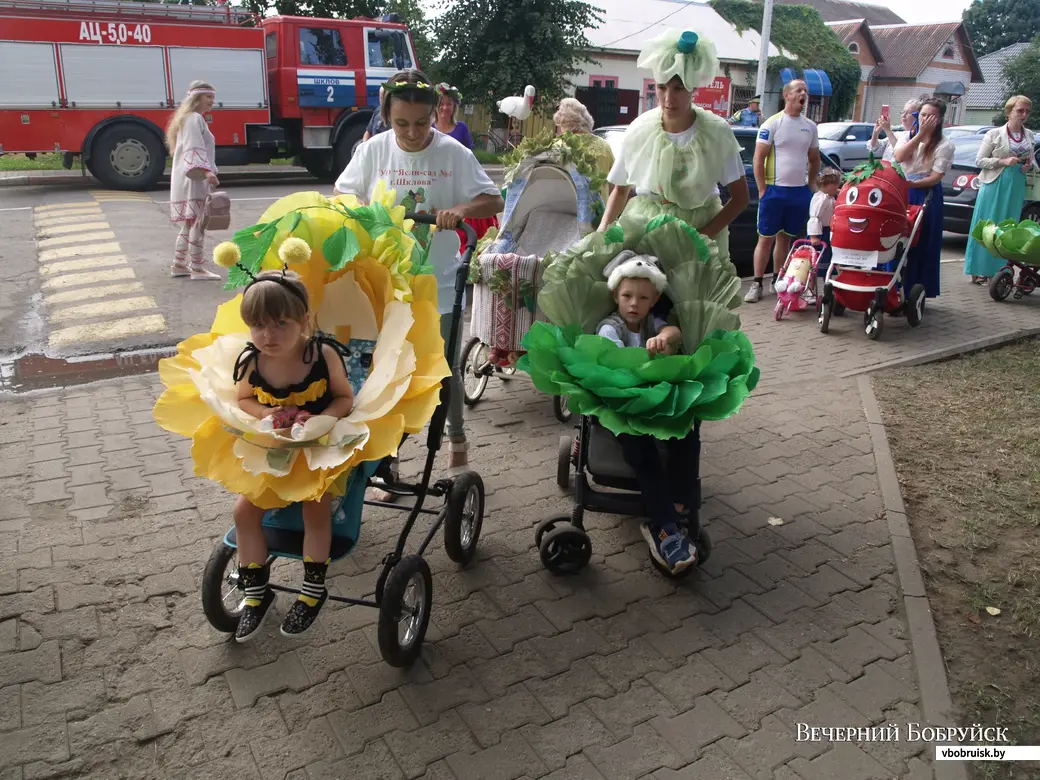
[1008,126,1024,143]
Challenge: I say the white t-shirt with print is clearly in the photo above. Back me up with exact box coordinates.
[334,130,500,314]
[608,123,746,198]
[756,112,819,187]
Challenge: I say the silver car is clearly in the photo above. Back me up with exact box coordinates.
[944,125,996,139]
[816,122,880,170]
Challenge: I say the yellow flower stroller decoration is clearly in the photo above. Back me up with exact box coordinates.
[153,185,451,511]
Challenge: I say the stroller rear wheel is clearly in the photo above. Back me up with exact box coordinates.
[460,337,491,405]
[539,523,592,575]
[906,284,926,327]
[557,435,573,489]
[864,293,884,341]
[201,542,243,634]
[553,395,572,423]
[444,472,484,566]
[378,554,433,667]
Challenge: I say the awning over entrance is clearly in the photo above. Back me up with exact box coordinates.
[935,81,966,96]
[780,67,833,97]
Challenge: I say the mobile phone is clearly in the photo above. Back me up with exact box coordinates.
[881,105,889,121]
[911,112,920,135]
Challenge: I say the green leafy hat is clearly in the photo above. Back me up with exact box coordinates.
[637,28,719,92]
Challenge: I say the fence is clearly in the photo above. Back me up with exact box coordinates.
[460,102,557,145]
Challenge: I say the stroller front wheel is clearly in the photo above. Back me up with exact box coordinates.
[989,269,1014,302]
[553,394,572,423]
[377,554,433,668]
[539,523,592,575]
[201,542,243,634]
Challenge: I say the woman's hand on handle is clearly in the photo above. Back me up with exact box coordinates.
[206,172,219,188]
[435,208,465,230]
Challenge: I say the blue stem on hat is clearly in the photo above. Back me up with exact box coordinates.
[677,31,698,54]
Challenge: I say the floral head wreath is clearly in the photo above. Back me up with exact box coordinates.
[383,79,436,97]
[637,28,719,92]
[435,83,463,103]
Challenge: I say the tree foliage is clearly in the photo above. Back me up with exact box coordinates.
[996,36,1040,130]
[237,0,382,16]
[711,0,859,122]
[962,0,1040,57]
[432,0,603,111]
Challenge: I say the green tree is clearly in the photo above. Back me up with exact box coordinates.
[237,0,382,17]
[432,0,603,111]
[997,35,1040,130]
[963,0,1040,57]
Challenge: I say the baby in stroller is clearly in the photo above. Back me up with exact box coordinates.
[596,251,700,573]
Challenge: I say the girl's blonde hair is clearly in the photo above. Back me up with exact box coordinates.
[165,80,215,151]
[817,168,843,187]
[1005,94,1032,117]
[240,271,310,328]
[553,98,594,134]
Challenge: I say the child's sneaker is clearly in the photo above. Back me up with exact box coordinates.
[744,281,763,302]
[235,564,275,643]
[641,522,697,573]
[280,590,328,637]
[804,289,817,306]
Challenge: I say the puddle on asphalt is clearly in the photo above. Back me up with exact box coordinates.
[0,346,176,394]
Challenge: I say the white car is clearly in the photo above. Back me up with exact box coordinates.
[944,125,995,139]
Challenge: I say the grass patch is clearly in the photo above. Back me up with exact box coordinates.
[875,339,1040,779]
[473,149,503,165]
[0,153,66,171]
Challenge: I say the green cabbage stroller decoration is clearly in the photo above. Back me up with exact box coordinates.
[970,218,1040,302]
[518,209,760,439]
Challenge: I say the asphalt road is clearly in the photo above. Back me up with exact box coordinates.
[0,173,966,365]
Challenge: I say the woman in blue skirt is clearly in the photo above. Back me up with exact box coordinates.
[964,96,1037,284]
[892,98,955,298]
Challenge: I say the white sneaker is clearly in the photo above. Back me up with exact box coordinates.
[767,280,776,296]
[744,281,763,303]
[804,290,817,306]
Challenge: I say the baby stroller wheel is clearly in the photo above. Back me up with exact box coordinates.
[989,269,1014,302]
[539,523,592,575]
[774,299,786,321]
[553,395,572,423]
[864,299,883,340]
[818,299,832,334]
[201,542,244,634]
[460,337,490,405]
[444,472,484,566]
[535,514,571,548]
[557,435,573,489]
[378,554,433,668]
[906,284,926,327]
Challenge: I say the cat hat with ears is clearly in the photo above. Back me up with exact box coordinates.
[603,250,668,293]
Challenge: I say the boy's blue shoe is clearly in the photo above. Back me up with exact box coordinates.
[641,522,697,573]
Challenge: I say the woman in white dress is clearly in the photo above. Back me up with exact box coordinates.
[867,98,923,163]
[165,80,221,281]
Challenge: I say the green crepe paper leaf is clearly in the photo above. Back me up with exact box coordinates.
[603,223,624,244]
[322,226,361,272]
[598,347,650,370]
[970,218,1040,265]
[632,354,690,383]
[225,220,278,290]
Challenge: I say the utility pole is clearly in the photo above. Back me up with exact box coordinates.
[755,0,773,100]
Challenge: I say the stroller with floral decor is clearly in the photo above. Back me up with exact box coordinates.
[463,133,606,422]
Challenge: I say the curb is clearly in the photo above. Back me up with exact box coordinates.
[0,168,315,188]
[857,374,969,780]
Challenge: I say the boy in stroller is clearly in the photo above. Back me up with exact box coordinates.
[597,251,700,573]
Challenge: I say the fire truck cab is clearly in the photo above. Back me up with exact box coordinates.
[0,0,417,189]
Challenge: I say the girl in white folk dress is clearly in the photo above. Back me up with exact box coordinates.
[165,80,221,281]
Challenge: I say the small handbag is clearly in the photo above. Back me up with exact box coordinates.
[202,191,231,231]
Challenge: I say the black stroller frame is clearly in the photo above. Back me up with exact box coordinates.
[201,216,486,667]
[541,415,711,579]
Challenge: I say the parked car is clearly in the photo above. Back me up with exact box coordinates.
[944,125,995,139]
[942,135,1040,233]
[591,124,843,275]
[816,122,881,170]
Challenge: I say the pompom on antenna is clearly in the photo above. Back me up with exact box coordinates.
[278,236,312,265]
[213,242,241,269]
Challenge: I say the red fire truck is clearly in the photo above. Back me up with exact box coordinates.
[0,0,417,189]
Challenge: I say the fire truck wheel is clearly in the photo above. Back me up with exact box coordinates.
[91,124,166,191]
[333,123,367,174]
[300,151,336,183]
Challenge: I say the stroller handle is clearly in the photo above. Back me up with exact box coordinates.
[405,212,478,254]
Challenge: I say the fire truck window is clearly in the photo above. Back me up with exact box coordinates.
[367,29,412,70]
[299,28,348,67]
[265,33,278,59]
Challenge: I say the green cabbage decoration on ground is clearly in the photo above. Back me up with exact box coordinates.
[971,218,1040,267]
[519,210,758,435]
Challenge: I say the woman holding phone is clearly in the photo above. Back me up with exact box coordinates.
[868,98,923,163]
[963,95,1037,285]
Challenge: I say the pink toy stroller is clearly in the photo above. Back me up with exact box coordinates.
[774,239,826,321]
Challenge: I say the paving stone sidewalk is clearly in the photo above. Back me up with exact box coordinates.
[0,265,1037,780]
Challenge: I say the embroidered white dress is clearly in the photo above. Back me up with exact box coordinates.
[170,112,217,223]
